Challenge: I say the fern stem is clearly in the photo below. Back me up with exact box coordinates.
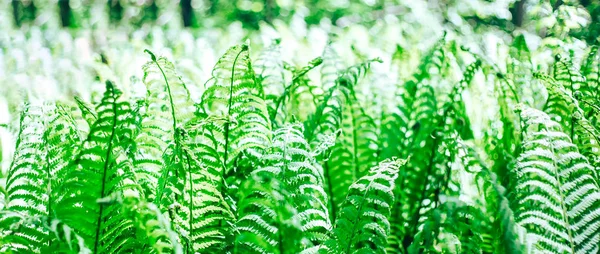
[570,116,575,141]
[549,141,577,253]
[44,128,53,249]
[150,52,185,214]
[184,150,194,251]
[323,162,337,223]
[151,56,178,137]
[222,47,245,172]
[93,88,119,254]
[350,103,360,179]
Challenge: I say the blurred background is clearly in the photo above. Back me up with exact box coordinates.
[0,0,598,176]
[2,0,599,40]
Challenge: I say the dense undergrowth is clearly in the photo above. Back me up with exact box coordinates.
[1,1,600,254]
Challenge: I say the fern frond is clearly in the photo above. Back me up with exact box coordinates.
[325,101,379,219]
[580,46,600,125]
[536,73,600,180]
[272,57,323,125]
[255,39,286,99]
[56,82,141,253]
[176,116,236,252]
[444,59,481,140]
[234,174,304,254]
[1,211,92,253]
[479,170,526,254]
[135,50,195,205]
[0,104,50,253]
[409,201,487,253]
[391,60,479,251]
[75,96,98,129]
[320,44,344,92]
[513,105,600,254]
[461,138,526,254]
[305,58,381,143]
[389,82,439,252]
[44,217,92,253]
[553,54,587,96]
[582,46,599,101]
[484,72,521,190]
[508,34,537,106]
[200,44,272,173]
[120,197,183,254]
[379,36,447,163]
[254,124,333,251]
[328,158,405,254]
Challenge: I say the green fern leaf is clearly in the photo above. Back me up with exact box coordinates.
[553,54,588,96]
[325,101,379,220]
[305,58,381,143]
[136,50,195,206]
[320,44,344,92]
[255,39,286,100]
[254,124,333,252]
[272,57,322,125]
[537,73,600,180]
[513,105,600,253]
[0,104,50,253]
[120,197,183,254]
[234,175,304,254]
[582,46,599,101]
[175,116,236,252]
[199,44,272,173]
[75,96,98,129]
[56,82,140,253]
[329,158,405,254]
[508,34,538,106]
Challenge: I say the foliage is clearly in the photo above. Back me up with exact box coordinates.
[2,0,600,254]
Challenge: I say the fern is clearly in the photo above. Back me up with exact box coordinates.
[306,58,381,222]
[484,71,522,191]
[582,46,599,102]
[200,44,272,173]
[0,105,50,253]
[390,59,481,252]
[234,174,304,254]
[232,124,332,253]
[384,38,448,252]
[135,50,194,207]
[328,158,405,254]
[304,58,381,143]
[325,101,379,218]
[1,211,92,253]
[320,44,345,92]
[580,46,600,126]
[56,81,140,253]
[508,34,537,107]
[271,57,323,125]
[379,35,447,163]
[5,9,600,253]
[75,96,97,129]
[177,116,236,252]
[255,39,286,106]
[120,197,183,254]
[536,72,600,180]
[513,105,600,253]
